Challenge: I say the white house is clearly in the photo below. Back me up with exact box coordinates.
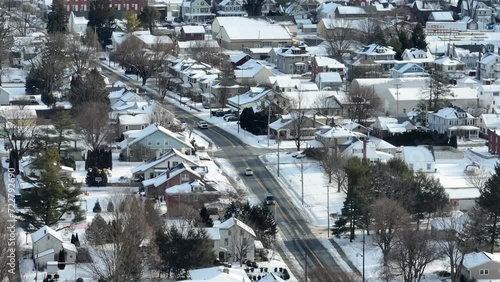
[315,72,342,90]
[216,0,247,17]
[428,106,479,139]
[434,56,466,80]
[182,0,214,22]
[67,11,88,34]
[353,44,396,72]
[0,87,12,105]
[478,53,500,80]
[32,226,77,269]
[341,139,393,163]
[478,84,500,113]
[400,146,436,172]
[212,217,256,263]
[131,148,200,180]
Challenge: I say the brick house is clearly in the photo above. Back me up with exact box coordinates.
[488,129,500,154]
[179,26,206,41]
[165,179,221,217]
[62,0,146,13]
[142,163,202,197]
[311,56,346,81]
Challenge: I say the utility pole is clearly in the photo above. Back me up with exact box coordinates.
[301,157,304,205]
[362,228,366,282]
[277,132,280,177]
[327,185,330,238]
[304,252,308,282]
[267,102,271,147]
[395,80,401,116]
[237,92,240,133]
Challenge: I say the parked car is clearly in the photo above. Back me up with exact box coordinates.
[264,194,275,205]
[211,109,232,117]
[10,78,24,83]
[245,167,253,176]
[226,116,239,122]
[197,121,209,129]
[223,114,235,121]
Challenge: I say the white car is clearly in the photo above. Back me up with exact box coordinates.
[197,121,208,129]
[245,167,253,176]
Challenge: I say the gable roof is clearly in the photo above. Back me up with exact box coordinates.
[429,11,454,21]
[142,162,201,187]
[402,146,435,163]
[433,106,474,119]
[463,252,500,269]
[218,217,256,237]
[126,124,193,148]
[32,225,63,243]
[131,148,198,174]
[182,25,206,34]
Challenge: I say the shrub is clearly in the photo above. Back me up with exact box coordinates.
[107,201,114,212]
[93,201,102,213]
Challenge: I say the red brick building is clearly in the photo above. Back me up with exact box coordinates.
[142,163,202,197]
[63,0,147,14]
[488,129,500,154]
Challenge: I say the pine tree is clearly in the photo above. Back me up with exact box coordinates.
[93,200,102,213]
[16,148,84,228]
[88,0,116,47]
[478,163,500,253]
[75,233,80,247]
[47,0,67,33]
[370,25,386,46]
[411,23,427,50]
[107,201,114,212]
[57,249,66,269]
[71,234,76,244]
[223,202,239,221]
[139,6,160,34]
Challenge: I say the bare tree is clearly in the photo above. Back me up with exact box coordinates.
[11,3,38,36]
[230,227,255,266]
[85,196,150,281]
[418,71,454,112]
[74,102,114,152]
[157,73,173,102]
[465,168,490,190]
[371,197,410,267]
[388,228,442,282]
[115,36,173,85]
[320,145,348,192]
[323,19,354,58]
[67,34,99,76]
[187,40,221,66]
[0,10,13,86]
[0,106,40,174]
[346,85,381,125]
[435,212,477,282]
[148,101,176,128]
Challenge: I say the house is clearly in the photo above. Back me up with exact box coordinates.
[348,58,384,80]
[309,125,361,152]
[182,0,214,22]
[478,114,500,137]
[428,106,479,139]
[67,11,88,34]
[118,114,150,135]
[230,53,252,68]
[434,56,466,81]
[460,1,493,30]
[401,48,434,68]
[317,2,339,20]
[478,84,500,113]
[215,0,248,17]
[32,226,77,269]
[142,162,202,196]
[315,72,342,90]
[212,17,292,50]
[400,146,436,172]
[341,138,393,163]
[189,266,252,281]
[179,25,206,41]
[131,148,200,181]
[235,63,274,85]
[462,252,500,281]
[371,116,417,138]
[269,113,325,140]
[488,129,500,154]
[226,87,281,113]
[215,217,256,263]
[269,45,310,74]
[164,179,220,216]
[334,6,377,19]
[119,124,194,161]
[311,56,346,81]
[478,53,500,81]
[352,44,396,74]
[390,63,428,78]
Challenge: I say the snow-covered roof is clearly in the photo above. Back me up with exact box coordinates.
[433,107,474,119]
[445,187,480,199]
[125,124,193,148]
[429,11,454,21]
[402,146,434,163]
[182,25,206,34]
[32,226,63,243]
[218,217,256,237]
[215,17,292,41]
[317,72,342,84]
[62,242,78,253]
[336,5,367,14]
[357,44,396,56]
[480,114,500,129]
[434,56,464,66]
[205,227,221,240]
[118,114,150,126]
[189,266,251,282]
[260,273,287,282]
[142,163,201,187]
[131,148,198,174]
[314,56,345,69]
[35,249,55,258]
[316,126,359,139]
[480,53,500,65]
[463,252,497,269]
[178,40,219,50]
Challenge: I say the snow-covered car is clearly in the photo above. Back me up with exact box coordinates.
[10,78,24,83]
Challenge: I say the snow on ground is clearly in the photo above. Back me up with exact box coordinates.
[1,67,27,83]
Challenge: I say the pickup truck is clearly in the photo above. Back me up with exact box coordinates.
[197,121,209,129]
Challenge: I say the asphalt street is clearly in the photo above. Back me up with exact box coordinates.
[101,64,353,282]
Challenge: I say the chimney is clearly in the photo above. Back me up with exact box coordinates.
[167,161,170,169]
[166,169,170,179]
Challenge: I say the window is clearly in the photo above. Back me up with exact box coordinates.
[172,161,179,167]
[427,163,431,170]
[47,235,50,240]
[181,174,190,182]
[480,269,489,275]
[147,140,152,146]
[224,238,228,246]
[125,125,129,130]
[228,230,231,235]
[156,140,161,146]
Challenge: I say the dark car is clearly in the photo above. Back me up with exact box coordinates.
[211,109,232,117]
[264,194,275,205]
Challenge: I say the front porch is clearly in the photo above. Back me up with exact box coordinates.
[448,125,480,139]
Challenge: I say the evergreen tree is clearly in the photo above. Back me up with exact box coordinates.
[417,70,453,112]
[107,201,114,212]
[93,200,102,213]
[200,206,209,224]
[370,25,386,46]
[478,163,500,253]
[71,234,76,244]
[58,249,66,269]
[223,202,239,221]
[75,233,80,246]
[411,23,427,50]
[449,135,458,148]
[88,0,116,47]
[411,172,449,230]
[47,0,67,33]
[16,148,84,228]
[139,6,160,34]
[35,111,75,154]
[69,68,109,108]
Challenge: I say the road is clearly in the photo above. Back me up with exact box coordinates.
[101,64,351,282]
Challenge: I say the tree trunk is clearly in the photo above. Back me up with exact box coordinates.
[491,214,497,254]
